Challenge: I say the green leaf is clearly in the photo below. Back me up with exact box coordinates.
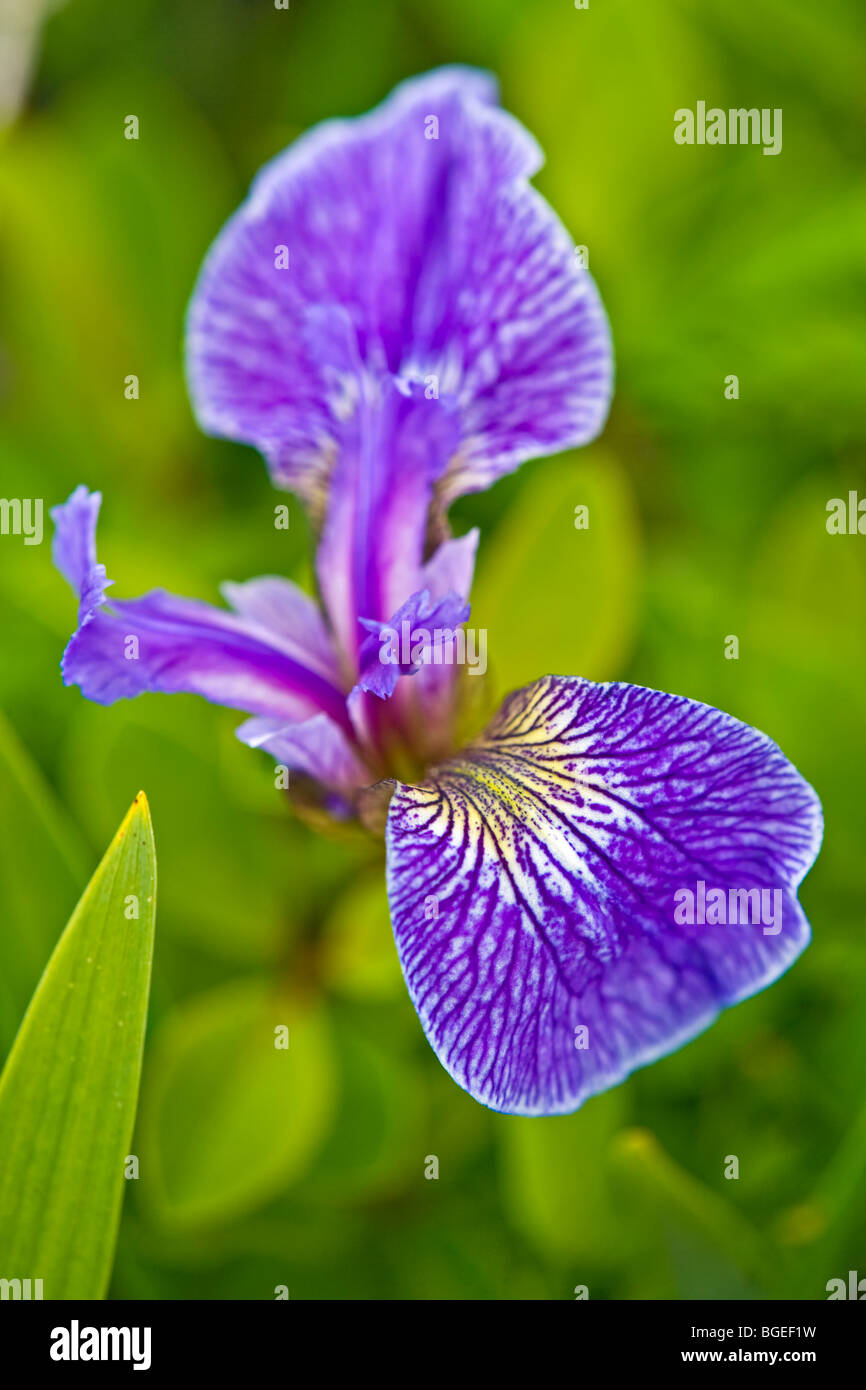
[0,792,156,1299]
[140,978,336,1228]
[0,710,89,1058]
[471,449,640,702]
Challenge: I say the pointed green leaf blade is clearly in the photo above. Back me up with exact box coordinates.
[0,792,156,1299]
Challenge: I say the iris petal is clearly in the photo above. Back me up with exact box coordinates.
[185,66,612,507]
[51,487,350,731]
[236,713,370,795]
[385,675,822,1114]
[220,576,342,686]
[356,586,472,700]
[314,374,460,668]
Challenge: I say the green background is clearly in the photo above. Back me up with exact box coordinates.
[1,0,864,1299]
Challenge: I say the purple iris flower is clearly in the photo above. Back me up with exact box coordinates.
[52,69,821,1115]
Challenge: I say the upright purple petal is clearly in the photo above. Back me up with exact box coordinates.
[52,484,112,624]
[185,66,612,507]
[386,675,822,1115]
[314,377,460,668]
[51,488,350,731]
[419,528,479,603]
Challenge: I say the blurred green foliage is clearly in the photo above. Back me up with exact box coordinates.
[0,0,864,1299]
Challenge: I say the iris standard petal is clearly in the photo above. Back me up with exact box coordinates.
[185,65,612,506]
[314,374,460,668]
[51,488,351,731]
[385,675,822,1115]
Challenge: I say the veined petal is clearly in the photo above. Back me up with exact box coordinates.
[185,66,611,506]
[386,675,822,1115]
[51,488,350,731]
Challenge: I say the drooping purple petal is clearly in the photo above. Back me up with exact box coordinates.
[386,675,822,1115]
[185,66,612,507]
[51,487,351,731]
[356,586,472,700]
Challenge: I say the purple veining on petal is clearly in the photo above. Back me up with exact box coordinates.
[385,674,822,1115]
[185,65,612,511]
